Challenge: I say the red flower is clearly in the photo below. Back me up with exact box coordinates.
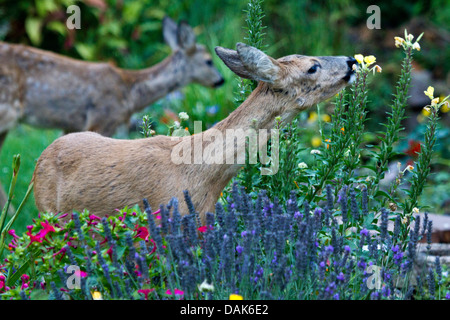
[138,288,155,300]
[197,225,213,233]
[405,140,421,158]
[134,226,149,242]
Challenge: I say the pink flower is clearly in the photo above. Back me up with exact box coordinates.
[107,247,113,261]
[88,214,101,226]
[52,247,67,261]
[138,288,155,300]
[57,213,69,219]
[197,226,208,233]
[166,288,184,296]
[149,238,156,254]
[74,270,87,278]
[8,229,19,239]
[41,221,55,234]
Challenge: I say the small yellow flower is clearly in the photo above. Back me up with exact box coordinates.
[375,65,382,73]
[441,100,449,113]
[364,55,376,66]
[422,107,431,117]
[412,42,421,51]
[340,127,345,134]
[424,86,434,100]
[405,165,414,172]
[354,54,364,64]
[394,36,405,48]
[92,291,103,300]
[321,114,331,122]
[431,97,439,105]
[307,111,318,123]
[311,136,322,148]
[412,207,420,214]
[229,294,244,300]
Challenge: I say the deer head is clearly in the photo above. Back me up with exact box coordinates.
[215,42,356,116]
[163,16,224,88]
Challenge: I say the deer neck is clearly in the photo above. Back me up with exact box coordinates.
[189,82,297,182]
[127,52,189,113]
[214,81,298,133]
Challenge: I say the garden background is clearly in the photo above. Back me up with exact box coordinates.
[0,0,448,237]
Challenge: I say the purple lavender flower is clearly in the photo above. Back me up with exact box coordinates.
[236,245,243,255]
[360,228,369,237]
[325,245,334,255]
[336,272,345,281]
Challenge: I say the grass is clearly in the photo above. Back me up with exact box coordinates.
[0,125,61,234]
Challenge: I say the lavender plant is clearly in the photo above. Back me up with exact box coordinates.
[2,183,447,300]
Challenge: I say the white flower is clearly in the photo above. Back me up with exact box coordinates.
[310,149,321,155]
[298,162,308,169]
[173,120,180,128]
[179,112,189,121]
[412,207,420,214]
[405,165,414,172]
[198,279,214,292]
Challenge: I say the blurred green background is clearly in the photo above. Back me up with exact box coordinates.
[0,0,449,234]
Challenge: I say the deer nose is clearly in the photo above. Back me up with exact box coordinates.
[213,78,225,88]
[347,57,357,70]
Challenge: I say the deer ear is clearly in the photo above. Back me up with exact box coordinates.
[215,46,254,80]
[177,21,196,52]
[236,43,279,83]
[215,43,279,83]
[162,16,179,50]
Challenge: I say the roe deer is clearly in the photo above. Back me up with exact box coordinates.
[0,17,224,210]
[32,43,357,223]
[0,16,224,145]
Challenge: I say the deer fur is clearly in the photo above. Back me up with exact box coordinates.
[0,17,223,141]
[32,42,357,223]
[0,17,223,210]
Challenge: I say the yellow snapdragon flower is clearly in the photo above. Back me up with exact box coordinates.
[364,55,376,66]
[424,86,434,100]
[354,54,364,64]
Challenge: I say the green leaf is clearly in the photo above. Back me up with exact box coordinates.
[374,190,394,202]
[25,18,43,45]
[30,289,49,300]
[47,21,67,36]
[74,43,96,61]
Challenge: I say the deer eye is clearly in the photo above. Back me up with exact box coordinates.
[307,64,319,74]
[206,59,213,66]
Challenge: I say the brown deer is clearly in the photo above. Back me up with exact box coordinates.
[32,43,357,223]
[0,17,224,210]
